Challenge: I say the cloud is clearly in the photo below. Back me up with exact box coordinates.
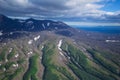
[0,0,119,23]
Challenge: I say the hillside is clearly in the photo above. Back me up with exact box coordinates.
[0,15,120,80]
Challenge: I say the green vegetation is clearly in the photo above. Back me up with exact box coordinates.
[1,67,22,80]
[0,49,7,61]
[7,49,15,60]
[0,47,24,80]
[17,58,25,64]
[42,44,65,80]
[87,49,120,75]
[23,54,39,80]
[68,62,100,80]
[5,62,15,70]
[57,67,76,80]
[9,67,23,80]
[42,43,75,80]
[0,39,119,80]
[61,43,118,80]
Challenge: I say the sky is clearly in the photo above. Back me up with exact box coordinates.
[0,0,120,26]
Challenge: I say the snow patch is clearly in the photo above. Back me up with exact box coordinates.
[13,64,18,68]
[28,40,33,44]
[0,31,3,36]
[3,43,6,46]
[28,35,40,44]
[27,51,33,55]
[57,40,62,51]
[10,32,13,35]
[57,40,66,57]
[68,57,70,59]
[19,20,25,23]
[81,47,86,51]
[15,54,19,58]
[105,40,120,43]
[27,21,33,24]
[42,23,45,29]
[5,59,8,62]
[41,46,44,50]
[9,48,12,52]
[47,22,50,26]
[31,26,34,29]
[59,52,64,57]
[3,68,6,71]
[34,35,40,41]
[40,56,42,60]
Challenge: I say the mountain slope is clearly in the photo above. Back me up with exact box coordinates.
[0,15,120,80]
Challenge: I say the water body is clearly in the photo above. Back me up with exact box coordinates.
[76,26,120,34]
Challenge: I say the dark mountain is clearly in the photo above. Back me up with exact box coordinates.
[0,14,72,41]
[0,14,69,33]
[0,14,120,80]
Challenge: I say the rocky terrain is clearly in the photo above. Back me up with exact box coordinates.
[0,14,120,80]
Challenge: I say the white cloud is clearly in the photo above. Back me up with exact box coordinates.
[0,0,104,16]
[59,0,106,18]
[14,0,28,5]
[106,12,115,15]
[85,3,103,9]
[0,0,120,23]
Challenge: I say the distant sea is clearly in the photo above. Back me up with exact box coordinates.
[75,26,120,34]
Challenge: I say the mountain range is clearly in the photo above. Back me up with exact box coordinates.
[0,14,120,80]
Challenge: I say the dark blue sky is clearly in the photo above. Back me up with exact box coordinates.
[0,0,120,26]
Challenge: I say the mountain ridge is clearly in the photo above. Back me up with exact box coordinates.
[0,14,70,32]
[0,14,120,80]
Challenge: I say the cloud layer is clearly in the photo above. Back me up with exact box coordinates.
[0,0,120,23]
